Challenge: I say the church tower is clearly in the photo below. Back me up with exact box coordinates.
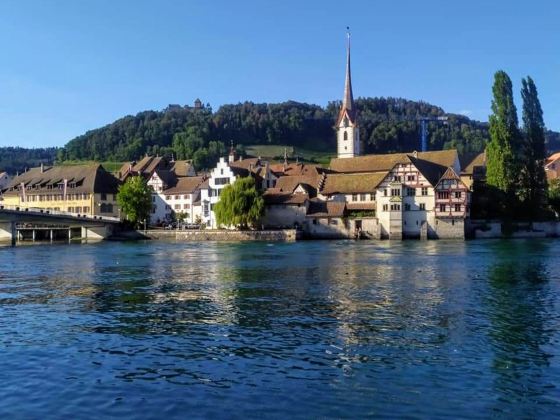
[336,29,360,158]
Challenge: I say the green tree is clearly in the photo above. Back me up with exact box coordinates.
[548,179,560,216]
[116,176,152,227]
[519,76,547,213]
[486,71,522,196]
[213,176,264,229]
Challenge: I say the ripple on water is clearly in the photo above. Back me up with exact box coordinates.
[0,240,559,418]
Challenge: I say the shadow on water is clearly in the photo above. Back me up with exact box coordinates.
[485,240,558,416]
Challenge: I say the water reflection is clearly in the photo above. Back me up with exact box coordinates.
[1,240,559,418]
[485,240,557,416]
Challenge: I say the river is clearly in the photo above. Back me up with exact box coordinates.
[1,240,559,418]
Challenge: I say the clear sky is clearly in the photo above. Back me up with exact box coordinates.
[0,0,558,148]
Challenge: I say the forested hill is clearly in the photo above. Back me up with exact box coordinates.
[0,147,59,174]
[4,98,560,173]
[59,98,497,167]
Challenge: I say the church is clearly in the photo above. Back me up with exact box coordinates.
[261,32,474,239]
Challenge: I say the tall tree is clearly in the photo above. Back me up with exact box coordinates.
[519,76,547,212]
[116,176,152,227]
[486,71,522,195]
[213,176,264,229]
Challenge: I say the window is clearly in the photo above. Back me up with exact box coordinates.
[84,207,90,213]
[421,187,428,196]
[101,193,107,200]
[152,196,156,203]
[175,195,180,200]
[407,188,416,196]
[369,193,375,201]
[214,177,230,186]
[437,191,450,199]
[166,195,171,200]
[455,204,461,212]
[404,203,411,211]
[454,191,462,199]
[184,204,190,209]
[165,205,171,210]
[360,194,366,201]
[384,189,388,197]
[352,194,358,202]
[152,205,157,214]
[220,169,223,175]
[390,204,400,211]
[440,204,446,212]
[329,219,338,225]
[391,188,400,197]
[343,131,348,140]
[174,204,181,210]
[393,176,402,182]
[407,175,415,182]
[419,203,426,211]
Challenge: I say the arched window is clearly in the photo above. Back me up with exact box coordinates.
[343,131,348,141]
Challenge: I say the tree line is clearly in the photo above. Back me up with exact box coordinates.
[54,97,540,170]
[474,71,557,219]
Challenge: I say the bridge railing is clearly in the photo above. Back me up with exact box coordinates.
[0,204,121,223]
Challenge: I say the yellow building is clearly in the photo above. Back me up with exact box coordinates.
[0,164,121,218]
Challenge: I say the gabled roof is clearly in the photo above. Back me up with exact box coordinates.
[169,160,195,177]
[329,150,459,188]
[435,167,469,189]
[2,164,120,195]
[330,153,411,173]
[263,191,308,205]
[547,152,560,162]
[275,175,320,194]
[163,176,205,195]
[306,200,346,218]
[460,152,486,175]
[320,172,387,195]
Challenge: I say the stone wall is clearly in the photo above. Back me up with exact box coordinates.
[433,219,465,239]
[469,220,560,239]
[303,217,378,239]
[141,229,299,242]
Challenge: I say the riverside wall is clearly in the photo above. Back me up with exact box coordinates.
[468,220,560,239]
[138,229,299,242]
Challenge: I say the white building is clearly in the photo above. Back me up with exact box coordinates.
[203,154,277,228]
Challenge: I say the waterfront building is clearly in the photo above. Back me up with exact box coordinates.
[155,176,207,225]
[262,150,471,239]
[0,164,121,218]
[204,154,276,228]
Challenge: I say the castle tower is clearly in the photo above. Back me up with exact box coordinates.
[336,29,360,158]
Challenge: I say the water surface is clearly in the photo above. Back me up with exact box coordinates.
[1,240,559,418]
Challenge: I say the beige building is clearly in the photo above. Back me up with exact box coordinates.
[1,164,121,218]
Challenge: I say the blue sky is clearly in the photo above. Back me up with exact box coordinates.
[0,0,558,148]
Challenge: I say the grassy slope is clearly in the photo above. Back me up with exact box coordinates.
[245,145,334,165]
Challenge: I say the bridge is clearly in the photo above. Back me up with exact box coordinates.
[0,204,120,246]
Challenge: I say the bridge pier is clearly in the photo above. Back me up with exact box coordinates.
[0,221,16,246]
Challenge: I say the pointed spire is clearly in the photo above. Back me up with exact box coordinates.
[343,27,354,114]
[337,27,356,125]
